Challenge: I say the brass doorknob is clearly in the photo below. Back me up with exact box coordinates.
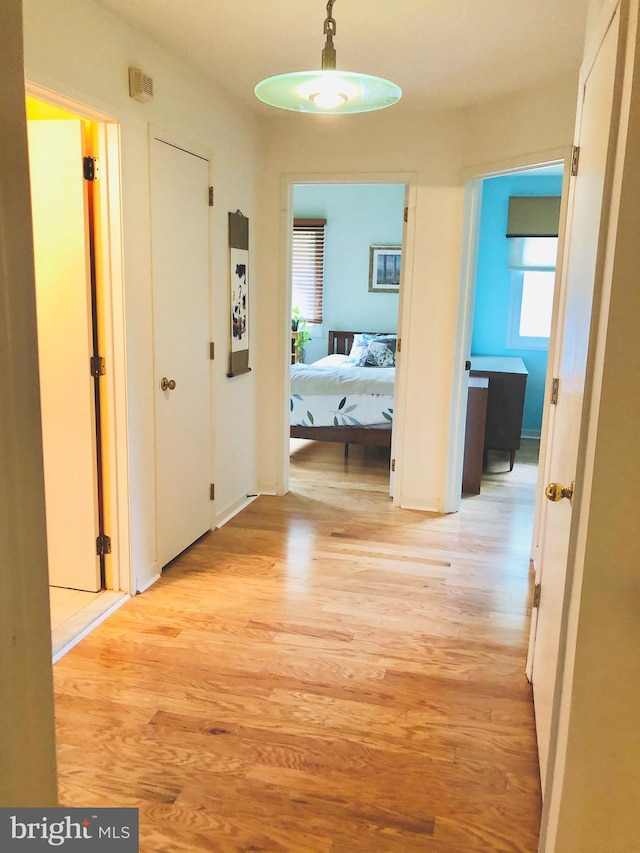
[545,481,574,502]
[160,377,176,391]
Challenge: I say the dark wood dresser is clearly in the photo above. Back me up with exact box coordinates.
[469,356,528,471]
[462,377,489,495]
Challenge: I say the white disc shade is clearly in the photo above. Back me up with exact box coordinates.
[254,70,402,114]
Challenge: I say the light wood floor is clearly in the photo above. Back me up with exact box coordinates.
[53,440,542,852]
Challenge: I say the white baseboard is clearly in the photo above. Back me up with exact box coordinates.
[215,493,259,529]
[521,429,542,440]
[256,478,278,496]
[395,495,442,514]
[136,570,161,594]
[52,592,129,663]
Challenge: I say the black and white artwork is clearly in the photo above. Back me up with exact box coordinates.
[231,247,249,351]
[228,210,250,377]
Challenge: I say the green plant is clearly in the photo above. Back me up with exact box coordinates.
[291,307,311,362]
[291,305,303,331]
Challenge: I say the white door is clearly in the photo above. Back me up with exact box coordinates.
[28,120,101,592]
[150,137,211,568]
[529,7,622,788]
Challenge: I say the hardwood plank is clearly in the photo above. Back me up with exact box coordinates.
[53,439,542,851]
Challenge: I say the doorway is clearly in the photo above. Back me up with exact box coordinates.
[457,160,568,492]
[466,164,564,477]
[287,181,406,495]
[26,90,130,655]
[456,152,570,790]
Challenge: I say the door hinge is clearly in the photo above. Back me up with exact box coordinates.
[90,355,105,377]
[83,156,99,181]
[391,459,396,472]
[210,483,215,501]
[570,145,580,177]
[209,342,215,360]
[550,377,559,405]
[404,206,408,222]
[209,186,214,206]
[397,338,401,353]
[533,583,541,609]
[96,533,112,556]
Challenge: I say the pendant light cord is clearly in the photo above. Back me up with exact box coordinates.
[322,0,337,70]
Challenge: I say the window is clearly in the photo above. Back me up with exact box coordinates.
[507,237,558,350]
[292,218,326,324]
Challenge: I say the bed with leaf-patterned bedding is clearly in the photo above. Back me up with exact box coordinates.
[290,331,395,449]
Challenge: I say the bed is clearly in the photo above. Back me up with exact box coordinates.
[290,330,396,454]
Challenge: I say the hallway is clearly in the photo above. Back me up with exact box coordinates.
[53,440,542,851]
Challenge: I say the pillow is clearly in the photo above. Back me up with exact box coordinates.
[348,333,397,367]
[365,339,396,367]
[346,333,370,365]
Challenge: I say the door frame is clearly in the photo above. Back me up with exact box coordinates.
[26,81,131,595]
[277,170,418,500]
[453,148,571,531]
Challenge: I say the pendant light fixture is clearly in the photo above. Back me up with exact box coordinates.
[254,0,402,114]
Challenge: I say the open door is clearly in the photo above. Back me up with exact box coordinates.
[28,119,101,592]
[528,4,623,788]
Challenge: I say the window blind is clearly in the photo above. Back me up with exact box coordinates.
[506,196,561,237]
[292,218,326,324]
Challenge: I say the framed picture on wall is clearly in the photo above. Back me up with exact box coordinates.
[369,245,401,293]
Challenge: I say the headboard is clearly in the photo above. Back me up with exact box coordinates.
[327,330,396,356]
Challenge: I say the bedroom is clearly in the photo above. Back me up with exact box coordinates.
[470,168,564,448]
[289,182,404,487]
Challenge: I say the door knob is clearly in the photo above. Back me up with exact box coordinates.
[545,481,574,502]
[160,377,176,391]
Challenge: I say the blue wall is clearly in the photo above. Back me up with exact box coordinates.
[293,183,405,363]
[472,173,563,436]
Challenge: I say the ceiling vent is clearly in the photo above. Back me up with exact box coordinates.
[128,67,154,103]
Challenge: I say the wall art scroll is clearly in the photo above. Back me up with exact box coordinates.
[228,210,251,377]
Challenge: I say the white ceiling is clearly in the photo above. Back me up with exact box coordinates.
[95,0,590,116]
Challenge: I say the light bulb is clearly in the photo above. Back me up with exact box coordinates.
[309,89,348,109]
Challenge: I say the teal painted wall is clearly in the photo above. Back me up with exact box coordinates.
[472,173,563,436]
[293,183,404,363]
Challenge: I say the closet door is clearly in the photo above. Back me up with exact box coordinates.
[150,137,212,568]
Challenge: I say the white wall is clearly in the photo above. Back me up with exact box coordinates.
[23,0,262,589]
[0,0,57,806]
[293,183,404,364]
[462,73,582,170]
[256,77,580,509]
[255,107,465,506]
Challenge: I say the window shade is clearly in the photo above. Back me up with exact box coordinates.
[292,218,326,324]
[506,196,561,237]
[508,236,558,271]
